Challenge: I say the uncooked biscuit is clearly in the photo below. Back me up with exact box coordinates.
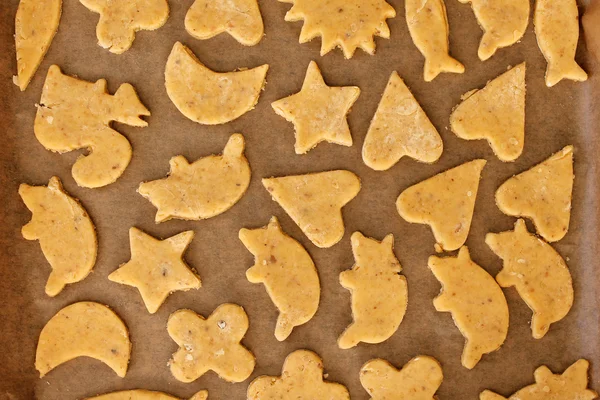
[362,71,443,170]
[138,134,251,222]
[429,247,509,369]
[239,216,320,341]
[338,232,407,349]
[79,0,169,54]
[87,390,208,400]
[168,304,255,383]
[271,61,360,154]
[396,159,486,252]
[486,219,574,339]
[495,145,574,242]
[450,64,526,162]
[36,302,131,378]
[165,42,268,125]
[262,170,361,248]
[108,228,200,314]
[19,176,96,297]
[247,350,349,400]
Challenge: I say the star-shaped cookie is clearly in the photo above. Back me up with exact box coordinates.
[272,61,360,154]
[109,228,201,313]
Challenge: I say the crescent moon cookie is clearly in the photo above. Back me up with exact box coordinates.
[338,232,408,349]
[450,64,526,162]
[262,170,361,248]
[167,304,255,383]
[79,0,169,54]
[35,65,150,188]
[278,0,396,59]
[14,0,61,91]
[239,217,320,341]
[486,219,574,339]
[360,357,443,400]
[165,42,268,125]
[138,134,251,223]
[185,0,264,46]
[495,145,574,242]
[87,390,209,400]
[429,247,509,369]
[396,159,486,252]
[271,61,360,154]
[247,350,350,400]
[36,302,131,378]
[362,71,443,171]
[19,176,97,297]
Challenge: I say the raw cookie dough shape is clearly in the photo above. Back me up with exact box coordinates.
[480,359,597,400]
[14,0,61,91]
[19,176,97,297]
[36,301,131,378]
[109,228,201,314]
[87,390,208,400]
[396,159,486,252]
[495,145,574,242]
[360,356,443,400]
[239,216,320,341]
[405,0,464,81]
[338,232,408,349]
[429,247,509,369]
[362,71,443,171]
[278,0,396,59]
[35,65,150,188]
[165,42,268,125]
[185,0,264,46]
[138,134,251,223]
[535,0,588,87]
[271,61,360,154]
[79,0,169,54]
[459,0,529,60]
[262,170,361,248]
[486,219,574,339]
[168,304,255,383]
[247,350,350,400]
[450,63,526,162]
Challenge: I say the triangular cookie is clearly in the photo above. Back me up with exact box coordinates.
[396,160,486,251]
[262,170,361,248]
[450,64,526,162]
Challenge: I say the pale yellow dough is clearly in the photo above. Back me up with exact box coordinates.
[87,390,208,400]
[450,64,526,162]
[185,0,263,46]
[263,170,361,248]
[14,0,61,91]
[109,228,201,314]
[338,232,407,349]
[19,177,96,297]
[480,359,597,400]
[35,65,150,188]
[495,145,574,242]
[165,42,268,125]
[396,159,486,252]
[486,219,574,339]
[79,0,169,54]
[405,0,464,81]
[168,304,255,383]
[429,247,509,369]
[239,217,320,341]
[247,350,349,400]
[138,134,251,222]
[459,0,529,60]
[360,356,443,400]
[36,302,131,378]
[362,71,443,171]
[535,0,588,87]
[271,61,360,154]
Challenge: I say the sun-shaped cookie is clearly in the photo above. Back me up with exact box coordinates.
[279,0,396,58]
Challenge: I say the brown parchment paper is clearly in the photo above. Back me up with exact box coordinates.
[1,0,599,399]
